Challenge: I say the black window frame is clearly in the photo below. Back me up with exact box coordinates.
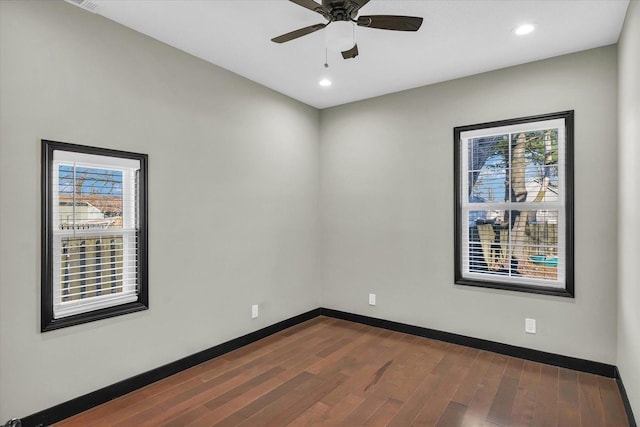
[41,140,149,332]
[454,111,574,297]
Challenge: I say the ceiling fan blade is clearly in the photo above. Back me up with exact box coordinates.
[357,15,423,31]
[289,0,330,17]
[341,43,359,59]
[271,23,328,43]
[350,0,370,10]
[345,0,370,18]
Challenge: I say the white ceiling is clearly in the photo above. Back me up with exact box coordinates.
[71,0,629,109]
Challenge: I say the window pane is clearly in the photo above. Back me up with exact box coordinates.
[468,135,508,203]
[58,166,123,230]
[60,235,125,301]
[514,129,559,203]
[511,243,558,281]
[467,210,510,274]
[466,209,559,281]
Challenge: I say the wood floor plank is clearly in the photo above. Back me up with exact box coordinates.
[531,363,559,427]
[486,357,523,425]
[578,372,606,427]
[340,327,398,370]
[113,363,269,426]
[198,371,320,427]
[412,348,476,426]
[559,367,579,405]
[306,328,382,376]
[362,397,403,427]
[225,371,318,422]
[185,367,309,426]
[504,357,525,379]
[285,401,331,427]
[315,393,366,426]
[452,350,495,405]
[93,360,240,425]
[52,319,630,427]
[435,401,468,427]
[370,338,445,401]
[59,355,233,425]
[212,413,245,427]
[199,329,331,383]
[466,354,509,422]
[316,336,356,358]
[510,360,542,427]
[280,317,332,337]
[555,367,580,427]
[412,380,463,426]
[597,375,629,427]
[220,380,323,426]
[203,366,286,411]
[335,392,388,427]
[162,405,210,427]
[386,373,445,427]
[221,318,333,364]
[558,400,581,427]
[487,375,521,426]
[258,373,348,427]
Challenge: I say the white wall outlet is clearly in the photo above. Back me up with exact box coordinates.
[251,304,259,319]
[369,293,376,306]
[525,318,536,334]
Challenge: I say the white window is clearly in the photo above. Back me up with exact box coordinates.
[42,141,148,331]
[454,112,574,297]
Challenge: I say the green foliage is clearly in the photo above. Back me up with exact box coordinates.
[520,129,558,165]
[483,129,558,169]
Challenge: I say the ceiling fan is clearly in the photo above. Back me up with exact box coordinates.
[271,0,423,59]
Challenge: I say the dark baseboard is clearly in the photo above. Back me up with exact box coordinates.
[615,367,638,427]
[320,308,617,378]
[18,306,636,426]
[19,308,321,427]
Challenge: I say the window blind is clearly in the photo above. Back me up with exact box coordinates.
[51,155,140,319]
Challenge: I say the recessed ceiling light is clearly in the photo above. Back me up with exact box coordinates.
[513,23,535,36]
[319,79,332,87]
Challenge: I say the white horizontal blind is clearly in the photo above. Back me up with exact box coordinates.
[460,119,566,288]
[52,152,140,318]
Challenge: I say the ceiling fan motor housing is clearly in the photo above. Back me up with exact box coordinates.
[323,0,362,21]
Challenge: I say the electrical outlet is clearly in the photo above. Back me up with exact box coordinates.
[525,318,536,334]
[369,293,376,306]
[251,304,259,319]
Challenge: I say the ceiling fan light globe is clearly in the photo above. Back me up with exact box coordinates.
[326,21,354,51]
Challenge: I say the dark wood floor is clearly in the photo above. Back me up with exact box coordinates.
[55,316,629,426]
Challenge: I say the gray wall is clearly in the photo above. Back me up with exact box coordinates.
[320,46,619,364]
[618,0,640,416]
[0,1,320,420]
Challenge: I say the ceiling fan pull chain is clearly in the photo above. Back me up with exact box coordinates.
[324,48,329,68]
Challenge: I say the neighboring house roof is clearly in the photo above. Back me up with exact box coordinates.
[58,194,122,214]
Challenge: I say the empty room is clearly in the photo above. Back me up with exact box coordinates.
[0,0,638,426]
